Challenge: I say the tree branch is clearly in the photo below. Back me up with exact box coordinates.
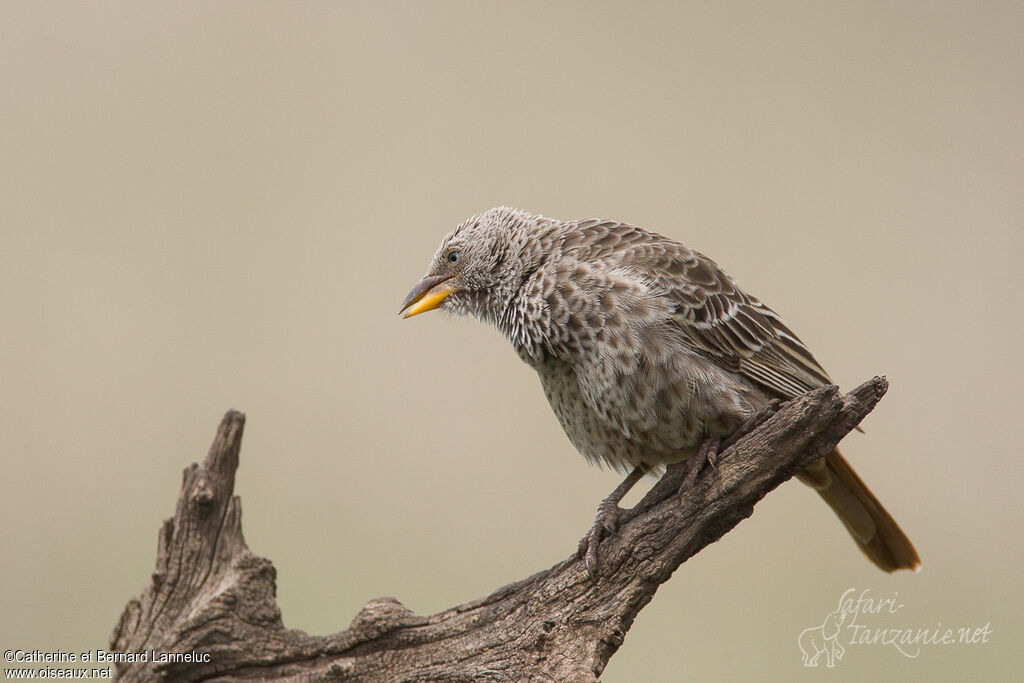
[110,377,888,682]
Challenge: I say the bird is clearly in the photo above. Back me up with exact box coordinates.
[400,207,920,575]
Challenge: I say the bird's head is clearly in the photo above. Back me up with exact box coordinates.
[400,207,550,324]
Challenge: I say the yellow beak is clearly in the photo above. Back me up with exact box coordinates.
[399,274,455,318]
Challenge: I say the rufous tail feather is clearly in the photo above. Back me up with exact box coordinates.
[797,448,921,572]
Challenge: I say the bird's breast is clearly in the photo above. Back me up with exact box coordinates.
[532,349,767,472]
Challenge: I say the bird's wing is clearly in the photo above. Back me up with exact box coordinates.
[569,220,833,400]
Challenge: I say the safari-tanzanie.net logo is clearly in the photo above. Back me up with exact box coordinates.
[798,588,992,667]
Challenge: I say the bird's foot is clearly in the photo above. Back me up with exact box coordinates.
[577,497,625,579]
[676,437,721,495]
[576,465,645,579]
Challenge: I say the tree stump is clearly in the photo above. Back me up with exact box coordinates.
[110,378,888,681]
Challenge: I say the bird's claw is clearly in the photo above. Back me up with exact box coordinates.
[577,499,623,579]
[677,438,721,496]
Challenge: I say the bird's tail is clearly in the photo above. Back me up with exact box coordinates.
[796,448,921,572]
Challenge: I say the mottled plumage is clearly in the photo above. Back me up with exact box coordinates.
[401,207,920,573]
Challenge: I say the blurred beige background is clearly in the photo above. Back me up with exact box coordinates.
[2,2,1020,680]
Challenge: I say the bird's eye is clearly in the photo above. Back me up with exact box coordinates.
[447,251,460,264]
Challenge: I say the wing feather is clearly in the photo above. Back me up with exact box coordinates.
[569,220,833,400]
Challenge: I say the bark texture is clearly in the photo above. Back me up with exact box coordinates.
[110,377,888,682]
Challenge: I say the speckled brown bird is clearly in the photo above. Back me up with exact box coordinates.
[400,207,920,575]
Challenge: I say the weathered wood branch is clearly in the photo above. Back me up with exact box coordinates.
[110,377,888,682]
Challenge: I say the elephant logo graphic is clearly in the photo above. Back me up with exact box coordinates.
[798,608,846,667]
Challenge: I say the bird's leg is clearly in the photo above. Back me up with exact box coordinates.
[670,408,777,496]
[577,465,647,578]
[676,437,721,495]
